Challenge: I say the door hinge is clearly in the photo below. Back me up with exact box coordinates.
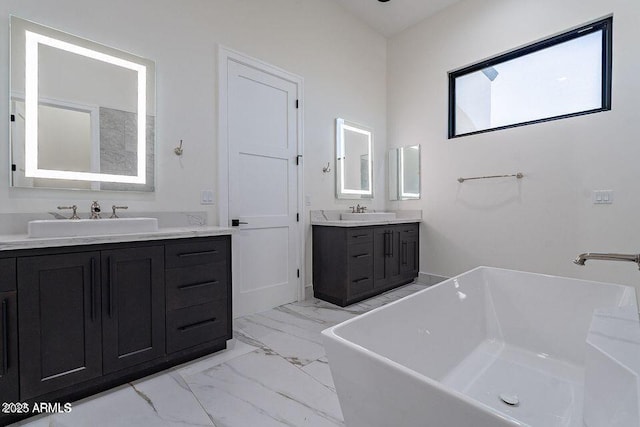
[296,99,299,109]
[10,114,15,122]
[297,269,300,278]
[296,155,302,165]
[11,164,16,172]
[296,213,299,222]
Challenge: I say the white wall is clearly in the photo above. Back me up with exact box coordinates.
[0,0,387,286]
[388,0,640,291]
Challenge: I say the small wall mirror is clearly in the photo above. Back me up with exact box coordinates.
[9,16,155,192]
[336,118,373,199]
[389,145,421,200]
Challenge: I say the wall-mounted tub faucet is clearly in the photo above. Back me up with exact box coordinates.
[574,252,640,270]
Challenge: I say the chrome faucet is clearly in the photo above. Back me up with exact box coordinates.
[110,205,128,219]
[57,205,80,220]
[348,204,368,214]
[89,201,102,219]
[574,252,640,270]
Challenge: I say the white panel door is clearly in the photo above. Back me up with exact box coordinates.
[227,59,299,317]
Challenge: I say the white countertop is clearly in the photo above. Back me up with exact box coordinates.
[0,226,234,251]
[311,218,422,227]
[310,209,422,227]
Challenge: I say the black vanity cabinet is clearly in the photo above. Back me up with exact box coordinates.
[0,259,18,402]
[313,223,419,306]
[101,246,165,374]
[17,252,103,399]
[0,235,232,425]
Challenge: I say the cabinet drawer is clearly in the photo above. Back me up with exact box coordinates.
[347,228,373,244]
[349,259,373,284]
[348,242,373,260]
[167,301,228,353]
[0,259,16,292]
[348,276,373,298]
[165,238,228,268]
[166,262,228,311]
[399,224,419,235]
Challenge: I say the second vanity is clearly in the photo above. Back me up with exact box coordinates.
[312,211,421,306]
[0,225,232,424]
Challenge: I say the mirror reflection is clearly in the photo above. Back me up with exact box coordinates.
[9,16,155,191]
[336,118,373,199]
[389,145,421,200]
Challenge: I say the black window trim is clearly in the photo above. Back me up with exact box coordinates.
[448,16,613,139]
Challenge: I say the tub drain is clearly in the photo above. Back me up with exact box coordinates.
[499,393,519,406]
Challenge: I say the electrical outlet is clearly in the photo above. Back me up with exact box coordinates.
[200,190,215,205]
[593,190,613,204]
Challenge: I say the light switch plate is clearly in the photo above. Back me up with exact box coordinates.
[200,190,215,205]
[593,190,613,204]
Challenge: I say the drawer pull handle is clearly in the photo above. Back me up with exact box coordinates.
[178,280,219,291]
[404,230,415,233]
[179,317,217,332]
[351,234,368,239]
[2,299,7,375]
[385,231,390,257]
[178,250,219,258]
[352,277,369,284]
[353,254,370,259]
[108,256,116,318]
[90,258,96,321]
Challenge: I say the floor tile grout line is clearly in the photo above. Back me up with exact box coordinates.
[175,370,220,427]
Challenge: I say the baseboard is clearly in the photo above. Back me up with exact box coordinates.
[306,274,447,297]
[417,272,449,287]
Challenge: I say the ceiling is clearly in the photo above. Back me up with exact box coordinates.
[331,0,462,38]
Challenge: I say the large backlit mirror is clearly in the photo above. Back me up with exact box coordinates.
[389,145,421,200]
[336,118,373,199]
[9,16,155,191]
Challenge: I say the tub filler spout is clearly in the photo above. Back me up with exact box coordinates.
[574,252,640,269]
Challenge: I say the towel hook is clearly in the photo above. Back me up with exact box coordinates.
[322,162,331,173]
[174,140,184,156]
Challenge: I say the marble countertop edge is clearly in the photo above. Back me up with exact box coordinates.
[311,218,422,227]
[0,226,234,251]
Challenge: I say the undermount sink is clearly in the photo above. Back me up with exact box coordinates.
[341,212,397,221]
[28,218,159,238]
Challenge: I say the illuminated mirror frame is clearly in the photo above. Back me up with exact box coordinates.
[22,26,147,184]
[399,145,420,199]
[336,118,373,199]
[388,145,421,201]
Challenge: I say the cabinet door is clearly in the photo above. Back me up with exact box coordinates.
[400,225,419,276]
[373,228,390,288]
[102,246,165,374]
[0,259,17,402]
[18,252,102,399]
[0,291,18,402]
[386,227,403,285]
[374,228,402,289]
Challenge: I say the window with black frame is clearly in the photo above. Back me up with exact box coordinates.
[448,17,612,139]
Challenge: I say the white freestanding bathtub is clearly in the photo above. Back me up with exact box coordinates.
[322,267,640,427]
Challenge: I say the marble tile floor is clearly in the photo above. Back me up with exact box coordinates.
[11,282,427,427]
